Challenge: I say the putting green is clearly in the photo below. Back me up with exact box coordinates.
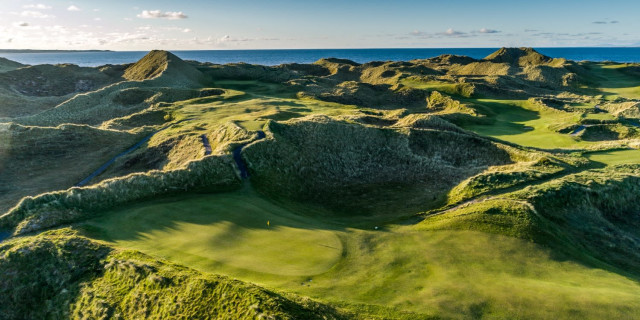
[82,187,640,318]
[84,188,343,276]
[587,148,640,166]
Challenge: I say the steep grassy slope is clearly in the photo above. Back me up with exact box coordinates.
[0,229,347,320]
[0,57,24,73]
[123,50,207,86]
[0,154,240,235]
[0,123,143,214]
[0,61,123,118]
[243,115,524,215]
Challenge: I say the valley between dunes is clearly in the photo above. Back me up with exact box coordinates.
[2,48,640,319]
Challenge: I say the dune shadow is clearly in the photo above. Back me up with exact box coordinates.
[78,185,351,244]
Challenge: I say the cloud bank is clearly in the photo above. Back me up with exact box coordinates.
[137,10,188,20]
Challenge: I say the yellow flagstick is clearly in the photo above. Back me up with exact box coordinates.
[267,220,270,228]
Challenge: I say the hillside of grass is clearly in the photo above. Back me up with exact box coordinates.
[0,57,24,73]
[0,229,348,320]
[2,48,640,319]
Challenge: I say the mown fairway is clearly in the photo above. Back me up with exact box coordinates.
[587,148,640,165]
[461,99,588,149]
[82,185,640,318]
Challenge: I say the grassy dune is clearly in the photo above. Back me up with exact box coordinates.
[0,229,347,320]
[4,48,640,319]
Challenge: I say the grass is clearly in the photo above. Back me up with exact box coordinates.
[79,185,640,319]
[460,98,591,149]
[7,49,640,319]
[0,229,347,320]
[82,187,343,277]
[135,80,362,139]
[586,148,640,166]
[583,63,640,100]
[400,78,474,97]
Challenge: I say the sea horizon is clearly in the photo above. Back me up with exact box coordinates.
[2,47,640,67]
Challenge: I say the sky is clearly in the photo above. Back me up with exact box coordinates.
[1,0,639,50]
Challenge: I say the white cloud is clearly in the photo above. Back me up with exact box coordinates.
[183,28,191,33]
[137,10,188,20]
[23,4,52,10]
[67,5,81,12]
[20,10,53,18]
[441,28,465,36]
[13,22,30,27]
[478,28,500,34]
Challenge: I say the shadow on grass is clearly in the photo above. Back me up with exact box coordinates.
[457,99,541,137]
[77,184,352,244]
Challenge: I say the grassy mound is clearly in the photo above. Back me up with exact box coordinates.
[124,50,207,86]
[0,154,239,235]
[0,57,24,73]
[0,229,346,320]
[420,165,640,275]
[243,115,523,214]
[484,47,554,66]
[0,64,118,97]
[0,123,143,214]
[516,166,640,272]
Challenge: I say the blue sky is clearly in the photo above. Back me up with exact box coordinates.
[1,0,638,50]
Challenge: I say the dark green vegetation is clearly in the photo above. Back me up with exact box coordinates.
[2,48,640,319]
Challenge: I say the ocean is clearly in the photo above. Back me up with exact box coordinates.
[1,47,640,67]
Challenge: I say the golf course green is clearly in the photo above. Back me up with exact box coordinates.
[79,184,640,318]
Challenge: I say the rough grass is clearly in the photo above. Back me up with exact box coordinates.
[6,48,640,319]
[0,155,240,235]
[243,115,517,215]
[0,123,144,214]
[0,229,347,320]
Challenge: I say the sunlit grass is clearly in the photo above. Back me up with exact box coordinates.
[587,148,640,166]
[81,186,640,318]
[460,99,589,149]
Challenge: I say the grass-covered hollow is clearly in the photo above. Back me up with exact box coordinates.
[0,229,347,320]
[3,47,640,319]
[78,187,640,319]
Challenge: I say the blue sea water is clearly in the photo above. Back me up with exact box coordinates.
[1,47,640,67]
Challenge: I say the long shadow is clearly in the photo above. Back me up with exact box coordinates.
[78,183,351,245]
[0,230,10,243]
[458,99,541,137]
